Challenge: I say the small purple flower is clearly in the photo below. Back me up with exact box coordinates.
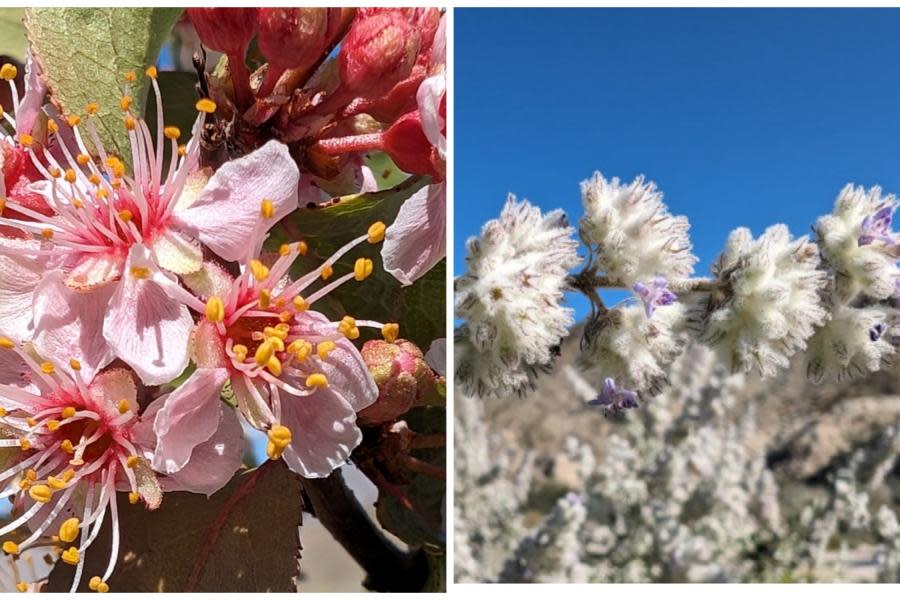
[633,276,677,318]
[869,323,886,342]
[858,202,897,246]
[588,377,639,414]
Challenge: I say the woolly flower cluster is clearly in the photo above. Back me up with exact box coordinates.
[455,196,580,397]
[807,304,898,383]
[815,184,900,302]
[696,225,828,377]
[579,172,697,286]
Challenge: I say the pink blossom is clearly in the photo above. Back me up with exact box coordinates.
[0,70,299,384]
[147,225,394,479]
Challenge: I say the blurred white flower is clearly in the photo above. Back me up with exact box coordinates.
[579,173,697,286]
[807,304,898,383]
[815,184,900,302]
[455,195,581,397]
[579,303,688,396]
[696,225,827,377]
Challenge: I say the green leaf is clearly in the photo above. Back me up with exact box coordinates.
[0,9,26,61]
[46,462,304,592]
[267,176,446,349]
[365,151,409,190]
[375,406,446,547]
[25,7,182,160]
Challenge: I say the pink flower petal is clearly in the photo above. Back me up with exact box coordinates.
[0,237,44,342]
[64,252,124,291]
[149,228,203,275]
[298,156,378,206]
[32,270,114,381]
[162,406,243,496]
[417,74,446,159]
[151,367,228,474]
[173,140,299,262]
[102,245,192,385]
[280,392,363,478]
[425,338,446,376]
[382,182,446,286]
[14,51,46,138]
[87,368,137,420]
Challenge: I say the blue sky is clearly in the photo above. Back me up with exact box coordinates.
[455,8,900,318]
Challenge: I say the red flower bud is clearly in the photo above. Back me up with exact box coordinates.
[257,8,341,73]
[187,8,258,57]
[382,111,442,181]
[358,339,438,426]
[339,12,420,98]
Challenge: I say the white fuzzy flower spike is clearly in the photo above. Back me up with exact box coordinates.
[807,304,898,383]
[455,196,581,397]
[579,172,697,286]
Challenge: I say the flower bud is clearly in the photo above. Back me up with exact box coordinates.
[257,8,341,72]
[381,110,442,180]
[187,8,258,56]
[339,12,420,98]
[357,339,437,426]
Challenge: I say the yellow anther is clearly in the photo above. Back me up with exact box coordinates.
[48,167,61,179]
[267,336,285,352]
[25,469,37,481]
[69,358,82,371]
[117,209,133,222]
[60,439,74,454]
[346,328,361,341]
[266,425,292,459]
[88,174,101,185]
[29,484,52,503]
[260,198,275,219]
[124,69,137,82]
[41,228,54,240]
[205,296,225,323]
[64,169,77,184]
[66,114,81,128]
[382,323,400,343]
[266,355,283,377]
[317,341,336,360]
[98,581,111,593]
[0,63,17,80]
[59,517,81,543]
[47,475,67,490]
[119,95,133,111]
[254,341,275,366]
[41,360,57,375]
[117,399,130,414]
[47,420,60,432]
[62,407,76,419]
[296,241,309,256]
[321,264,334,280]
[61,546,80,565]
[47,119,59,134]
[124,115,136,131]
[16,582,27,593]
[259,289,271,310]
[89,575,109,592]
[368,221,386,244]
[178,144,187,157]
[278,310,293,323]
[74,198,86,209]
[232,344,248,362]
[196,98,217,113]
[106,157,125,178]
[275,322,291,334]
[292,295,309,311]
[96,188,109,199]
[18,134,33,147]
[3,541,20,555]
[249,259,270,281]
[62,469,75,482]
[128,491,140,505]
[287,339,312,361]
[0,407,6,417]
[278,244,291,257]
[86,102,99,115]
[163,126,181,140]
[354,258,374,281]
[18,479,31,490]
[0,337,14,349]
[264,326,287,341]
[19,437,31,451]
[145,66,158,79]
[25,417,37,427]
[126,455,139,468]
[0,105,3,118]
[130,266,151,279]
[306,373,328,388]
[76,153,91,166]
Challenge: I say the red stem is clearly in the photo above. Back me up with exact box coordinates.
[314,132,384,156]
[227,50,253,110]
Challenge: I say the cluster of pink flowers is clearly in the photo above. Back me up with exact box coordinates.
[0,7,444,591]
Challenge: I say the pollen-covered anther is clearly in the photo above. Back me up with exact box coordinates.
[47,119,59,133]
[86,102,99,115]
[249,259,270,281]
[66,115,81,128]
[292,295,309,311]
[177,144,187,157]
[306,373,328,388]
[124,70,137,83]
[2,541,20,555]
[266,355,283,376]
[321,265,334,281]
[88,576,109,593]
[196,98,217,113]
[264,325,289,341]
[59,517,80,543]
[16,582,28,593]
[145,66,158,79]
[0,63,17,80]
[368,221,386,244]
[117,399,130,414]
[126,455,139,468]
[88,174,101,186]
[61,407,76,419]
[130,266,151,279]
[47,475,67,490]
[19,437,31,451]
[40,361,55,375]
[0,336,14,349]
[60,439,74,454]
[232,344,248,362]
[128,492,140,505]
[25,417,37,427]
[69,358,82,371]
[19,134,33,147]
[354,258,374,281]
[61,546,80,566]
[63,168,78,184]
[47,420,60,432]
[106,157,125,178]
[259,289,272,310]
[163,125,180,140]
[0,408,6,417]
[254,341,276,366]
[288,339,312,361]
[41,228,54,240]
[76,153,91,166]
[205,296,225,323]
[317,340,336,359]
[29,484,52,503]
[382,323,400,343]
[266,425,292,460]
[119,96,132,111]
[124,115,136,131]
[260,199,275,219]
[118,209,133,222]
